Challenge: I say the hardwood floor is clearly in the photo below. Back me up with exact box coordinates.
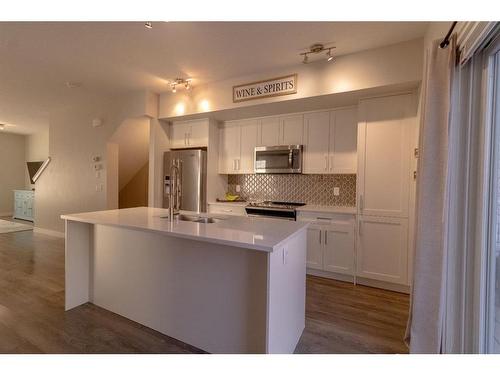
[295,276,409,353]
[0,222,409,354]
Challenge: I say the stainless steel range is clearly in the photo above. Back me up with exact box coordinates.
[245,201,306,221]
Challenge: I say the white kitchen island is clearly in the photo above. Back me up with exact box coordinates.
[61,207,308,354]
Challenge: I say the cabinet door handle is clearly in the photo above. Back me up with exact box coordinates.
[237,159,240,171]
[358,221,363,236]
[316,217,332,221]
[325,231,328,245]
[184,133,188,146]
[233,159,236,171]
[324,155,328,171]
[359,194,364,211]
[330,155,334,172]
[319,230,322,244]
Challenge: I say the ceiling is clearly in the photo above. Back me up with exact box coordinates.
[0,22,428,134]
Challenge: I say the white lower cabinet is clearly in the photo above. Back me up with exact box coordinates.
[299,212,356,276]
[300,210,410,291]
[323,222,355,275]
[306,226,323,270]
[356,215,408,285]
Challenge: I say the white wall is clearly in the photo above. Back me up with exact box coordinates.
[35,91,158,233]
[148,118,170,208]
[0,133,26,216]
[25,127,49,188]
[109,117,150,190]
[159,39,423,119]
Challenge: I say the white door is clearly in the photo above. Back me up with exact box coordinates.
[259,117,281,146]
[239,119,259,173]
[323,222,355,275]
[218,125,241,174]
[306,226,323,270]
[281,115,304,145]
[187,119,209,147]
[330,107,357,174]
[357,94,413,218]
[356,215,408,285]
[170,122,191,148]
[303,111,330,174]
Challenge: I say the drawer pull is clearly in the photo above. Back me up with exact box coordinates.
[316,217,332,221]
[223,209,233,212]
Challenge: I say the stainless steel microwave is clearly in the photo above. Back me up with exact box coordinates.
[254,145,303,174]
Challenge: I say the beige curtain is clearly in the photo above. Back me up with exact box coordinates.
[405,36,456,353]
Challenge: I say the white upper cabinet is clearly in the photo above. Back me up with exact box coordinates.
[303,107,357,174]
[303,111,330,174]
[330,108,357,174]
[218,124,240,174]
[239,119,259,173]
[170,119,209,149]
[188,119,209,147]
[259,117,281,146]
[218,119,258,174]
[170,121,192,149]
[258,114,304,146]
[357,94,413,218]
[281,115,304,145]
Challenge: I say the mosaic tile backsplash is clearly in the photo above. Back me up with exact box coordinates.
[227,174,356,206]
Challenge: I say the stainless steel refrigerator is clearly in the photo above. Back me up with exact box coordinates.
[163,149,207,212]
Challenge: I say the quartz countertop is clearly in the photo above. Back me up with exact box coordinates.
[61,207,308,253]
[296,205,357,215]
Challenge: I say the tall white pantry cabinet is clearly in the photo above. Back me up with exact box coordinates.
[356,93,417,288]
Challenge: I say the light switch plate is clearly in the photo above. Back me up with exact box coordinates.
[235,184,241,193]
[333,187,340,196]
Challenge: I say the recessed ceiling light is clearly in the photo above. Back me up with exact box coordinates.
[145,22,153,29]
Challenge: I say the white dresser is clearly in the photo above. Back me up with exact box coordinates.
[13,190,34,222]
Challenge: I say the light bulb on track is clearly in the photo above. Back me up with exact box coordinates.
[326,49,334,62]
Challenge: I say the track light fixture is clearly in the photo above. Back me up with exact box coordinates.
[326,49,334,62]
[145,22,153,29]
[300,43,336,64]
[170,78,192,93]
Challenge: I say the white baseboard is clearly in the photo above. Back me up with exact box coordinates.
[34,227,65,238]
[307,268,410,294]
[0,212,13,217]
